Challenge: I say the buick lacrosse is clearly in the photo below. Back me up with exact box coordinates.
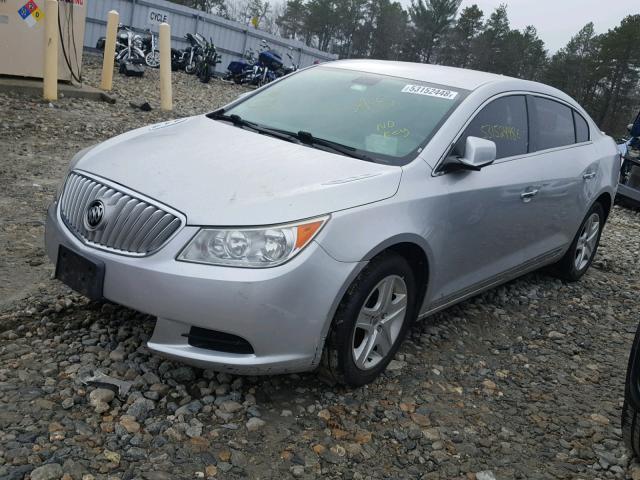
[46,60,619,386]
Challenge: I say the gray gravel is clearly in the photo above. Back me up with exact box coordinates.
[1,55,640,479]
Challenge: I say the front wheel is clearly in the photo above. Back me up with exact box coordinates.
[199,64,212,83]
[145,50,160,68]
[319,253,417,387]
[549,202,604,282]
[185,62,196,74]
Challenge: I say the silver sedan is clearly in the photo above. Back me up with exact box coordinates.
[45,60,619,386]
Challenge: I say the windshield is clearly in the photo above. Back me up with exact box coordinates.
[223,66,468,165]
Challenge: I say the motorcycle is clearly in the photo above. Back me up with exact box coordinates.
[183,33,207,75]
[97,25,145,64]
[195,36,222,83]
[142,29,160,68]
[223,48,257,84]
[229,40,282,87]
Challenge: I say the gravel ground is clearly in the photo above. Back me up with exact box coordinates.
[1,55,640,480]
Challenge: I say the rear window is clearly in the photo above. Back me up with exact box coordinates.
[574,111,590,143]
[531,97,575,150]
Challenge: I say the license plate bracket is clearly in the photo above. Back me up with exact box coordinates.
[55,245,105,300]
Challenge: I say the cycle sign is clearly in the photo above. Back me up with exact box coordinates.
[147,8,169,27]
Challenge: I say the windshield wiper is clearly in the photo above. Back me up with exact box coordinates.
[208,110,374,162]
[295,131,374,162]
[207,110,301,144]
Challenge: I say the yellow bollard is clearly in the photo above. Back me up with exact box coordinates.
[43,0,59,100]
[159,22,173,111]
[100,10,119,91]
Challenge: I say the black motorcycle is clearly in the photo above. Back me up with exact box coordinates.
[195,37,222,83]
[182,33,206,75]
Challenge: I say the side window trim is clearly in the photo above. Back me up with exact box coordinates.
[572,109,591,143]
[433,91,591,176]
[525,95,533,153]
[528,94,594,153]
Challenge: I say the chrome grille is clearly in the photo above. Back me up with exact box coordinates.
[59,172,183,256]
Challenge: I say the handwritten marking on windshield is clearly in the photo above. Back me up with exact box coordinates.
[377,120,410,138]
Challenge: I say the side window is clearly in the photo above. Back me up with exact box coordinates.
[531,97,575,150]
[574,110,590,143]
[455,95,528,160]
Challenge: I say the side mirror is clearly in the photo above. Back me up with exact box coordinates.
[441,136,496,173]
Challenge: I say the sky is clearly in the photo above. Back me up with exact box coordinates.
[456,0,639,52]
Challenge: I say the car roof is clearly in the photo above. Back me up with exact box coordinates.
[326,59,529,91]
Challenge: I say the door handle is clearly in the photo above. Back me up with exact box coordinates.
[520,188,539,203]
[583,171,596,180]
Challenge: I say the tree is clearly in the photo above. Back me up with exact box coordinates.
[170,0,228,17]
[545,23,600,104]
[303,0,339,50]
[333,0,369,57]
[370,0,408,60]
[472,4,510,72]
[594,15,640,132]
[409,0,461,63]
[277,0,308,40]
[439,4,483,67]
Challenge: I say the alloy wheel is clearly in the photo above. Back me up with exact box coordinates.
[351,275,408,370]
[574,212,600,271]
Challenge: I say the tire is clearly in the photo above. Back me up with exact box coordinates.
[623,321,640,457]
[145,50,160,68]
[199,64,211,83]
[319,252,418,387]
[185,62,196,75]
[549,202,605,282]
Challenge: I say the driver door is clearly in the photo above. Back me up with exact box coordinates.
[428,94,556,306]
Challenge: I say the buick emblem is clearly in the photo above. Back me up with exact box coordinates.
[84,199,105,231]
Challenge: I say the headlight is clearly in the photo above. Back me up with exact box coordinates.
[177,216,329,268]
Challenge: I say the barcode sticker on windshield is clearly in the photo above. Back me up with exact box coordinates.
[401,85,458,100]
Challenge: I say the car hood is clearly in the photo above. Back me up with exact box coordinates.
[74,116,402,225]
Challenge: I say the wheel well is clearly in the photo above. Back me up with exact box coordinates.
[382,242,429,311]
[596,192,612,219]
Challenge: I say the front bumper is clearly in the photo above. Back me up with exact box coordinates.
[45,201,363,374]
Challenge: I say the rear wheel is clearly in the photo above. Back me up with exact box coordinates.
[623,321,640,457]
[319,253,417,387]
[549,202,604,282]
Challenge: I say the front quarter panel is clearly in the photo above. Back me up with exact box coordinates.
[314,159,446,309]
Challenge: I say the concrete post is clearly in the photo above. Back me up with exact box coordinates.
[100,10,119,91]
[159,22,172,111]
[43,0,59,100]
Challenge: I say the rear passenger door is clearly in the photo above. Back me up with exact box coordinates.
[527,95,596,252]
